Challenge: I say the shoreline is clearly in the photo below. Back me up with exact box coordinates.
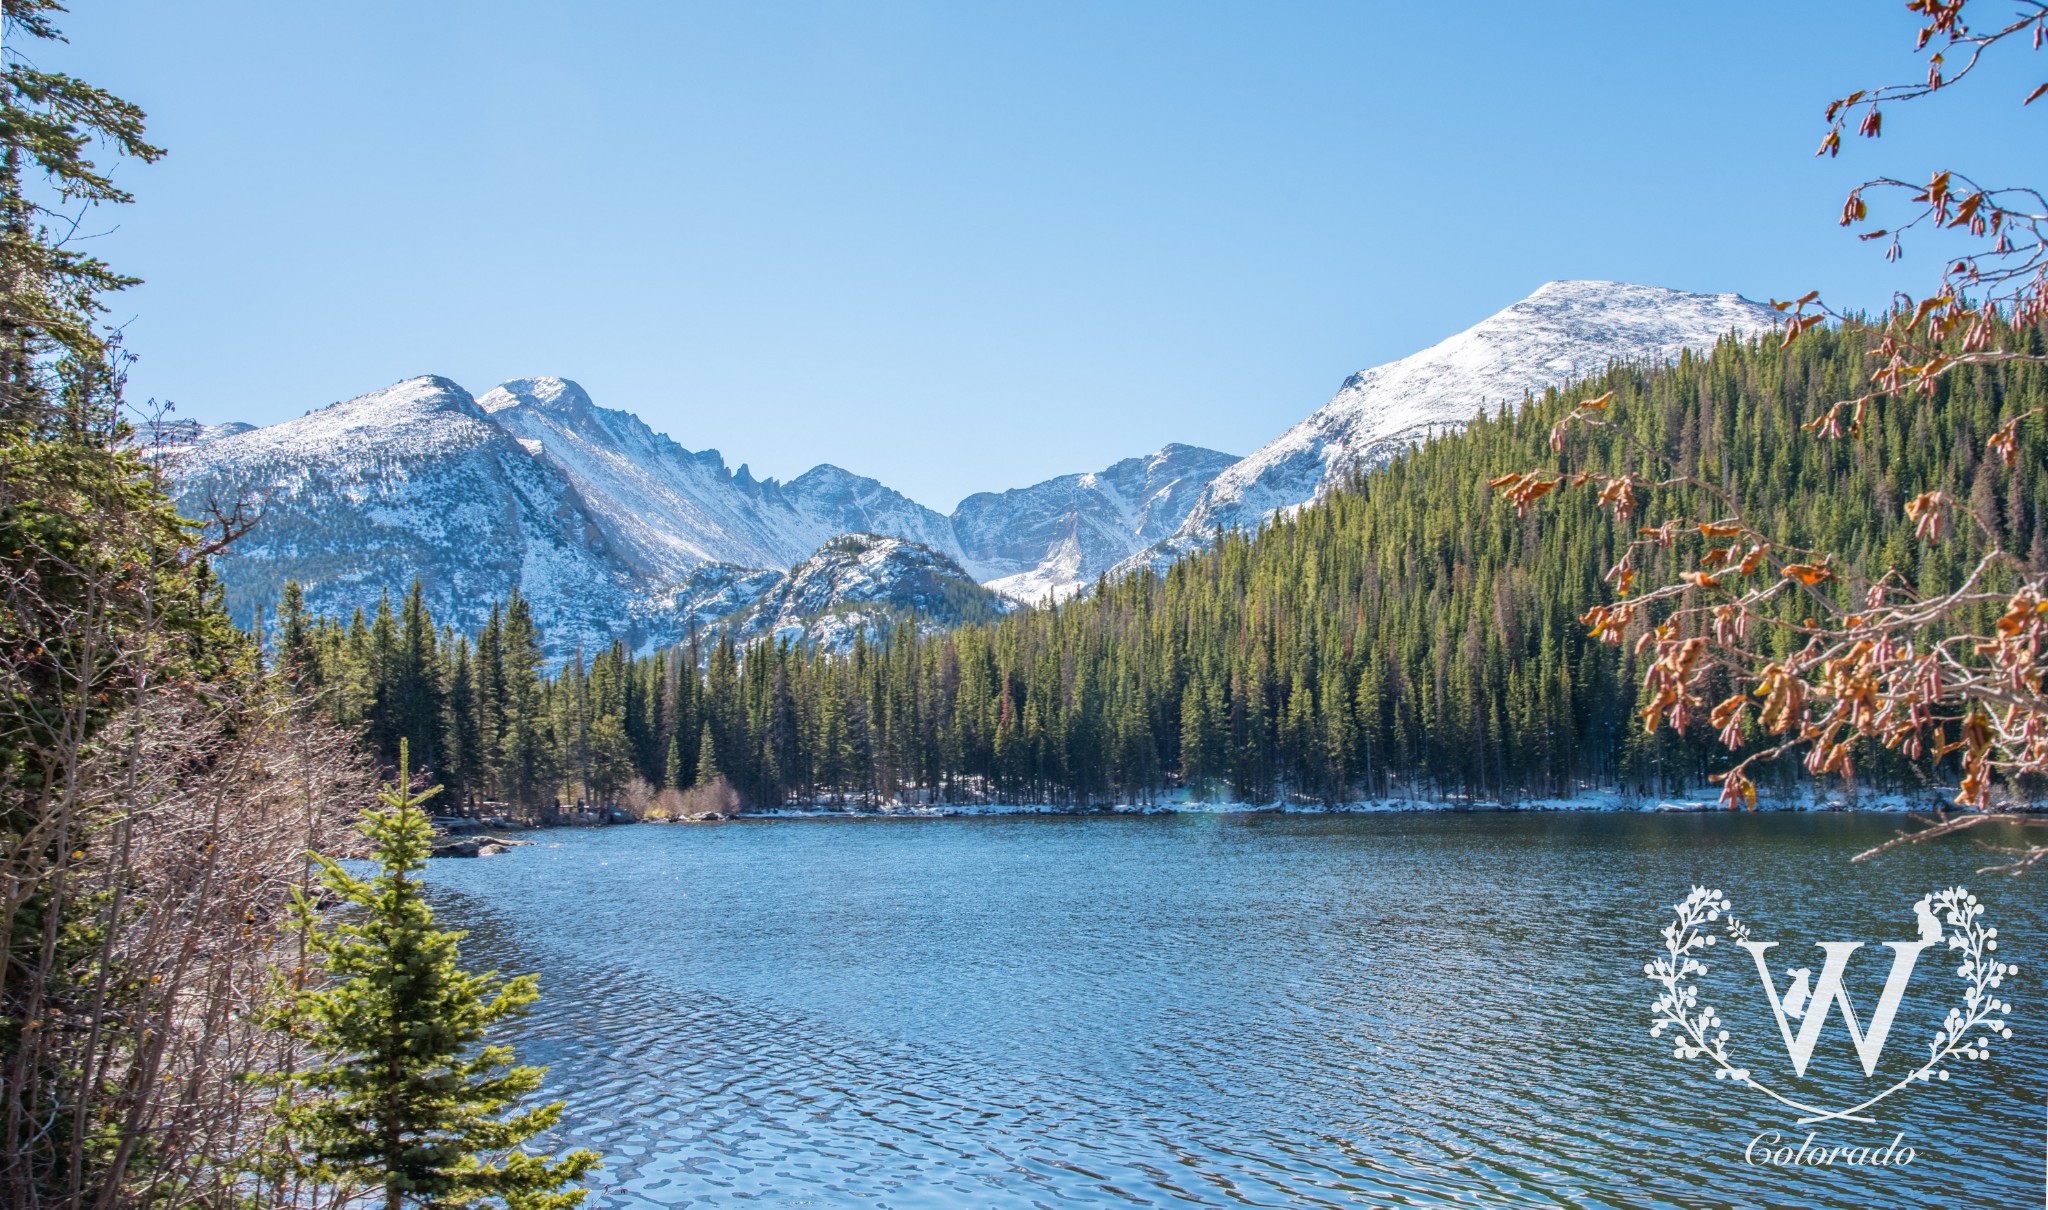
[692,788,2009,821]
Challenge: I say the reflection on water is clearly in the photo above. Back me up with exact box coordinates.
[423,813,2046,1208]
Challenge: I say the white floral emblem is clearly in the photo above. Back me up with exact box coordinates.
[1646,885,2015,1124]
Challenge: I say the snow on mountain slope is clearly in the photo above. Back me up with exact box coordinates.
[167,376,638,653]
[1115,281,1779,578]
[137,418,256,452]
[632,562,785,646]
[953,443,1237,603]
[478,376,963,578]
[728,534,1016,652]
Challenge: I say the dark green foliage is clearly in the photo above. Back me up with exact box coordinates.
[261,742,597,1209]
[693,721,718,789]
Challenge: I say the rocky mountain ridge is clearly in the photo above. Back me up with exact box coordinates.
[163,376,1228,653]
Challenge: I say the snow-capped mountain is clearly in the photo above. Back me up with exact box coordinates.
[1120,280,1780,576]
[726,534,1015,652]
[164,376,641,654]
[478,374,1234,600]
[952,443,1239,603]
[478,376,963,579]
[163,374,1236,649]
[167,376,1220,655]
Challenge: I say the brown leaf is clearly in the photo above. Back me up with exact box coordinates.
[1906,489,1952,541]
[1989,417,2023,469]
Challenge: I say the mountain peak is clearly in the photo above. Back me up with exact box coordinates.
[477,375,596,415]
[1526,277,1747,299]
[1526,278,1640,297]
[1135,280,1780,569]
[731,533,1014,651]
[1508,279,1769,323]
[263,375,489,432]
[382,374,481,411]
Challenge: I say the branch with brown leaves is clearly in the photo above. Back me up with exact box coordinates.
[1793,2,2048,427]
[1488,1,2048,871]
[1506,388,2048,825]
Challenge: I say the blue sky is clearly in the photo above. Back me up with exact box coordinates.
[52,1,2039,510]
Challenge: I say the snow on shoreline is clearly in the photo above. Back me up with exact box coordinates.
[728,788,1984,821]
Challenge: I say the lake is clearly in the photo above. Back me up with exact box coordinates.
[423,812,2047,1208]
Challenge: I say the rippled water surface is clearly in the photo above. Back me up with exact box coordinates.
[423,813,2048,1208]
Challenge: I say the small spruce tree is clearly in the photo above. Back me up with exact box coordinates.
[693,721,718,789]
[663,730,684,791]
[264,741,598,1209]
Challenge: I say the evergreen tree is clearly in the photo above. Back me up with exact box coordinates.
[693,720,719,788]
[444,635,480,810]
[586,714,633,806]
[663,730,685,791]
[263,741,598,1209]
[498,592,550,809]
[278,579,316,691]
[393,579,443,776]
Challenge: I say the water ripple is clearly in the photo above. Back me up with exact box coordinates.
[427,813,2047,1208]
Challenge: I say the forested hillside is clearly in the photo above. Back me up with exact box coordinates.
[278,319,2048,812]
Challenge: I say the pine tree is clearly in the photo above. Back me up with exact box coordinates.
[366,589,400,765]
[586,714,633,807]
[394,579,443,775]
[1177,679,1209,799]
[444,635,480,810]
[498,592,550,809]
[693,720,719,788]
[263,741,598,1209]
[278,578,316,691]
[663,729,685,791]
